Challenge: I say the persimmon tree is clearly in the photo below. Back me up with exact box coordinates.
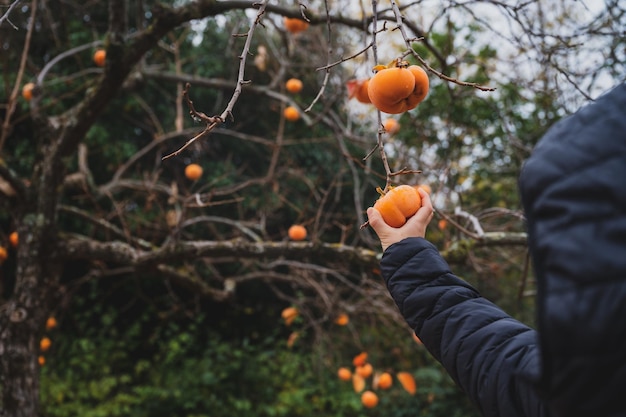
[0,0,623,416]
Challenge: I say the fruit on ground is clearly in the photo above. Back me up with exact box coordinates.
[352,351,368,367]
[281,306,299,326]
[283,17,309,34]
[288,224,307,241]
[283,106,300,121]
[40,337,51,352]
[373,185,422,228]
[377,372,393,389]
[286,331,299,348]
[383,118,400,135]
[367,61,429,114]
[93,49,106,67]
[346,79,371,104]
[184,163,203,181]
[285,78,303,93]
[352,373,366,393]
[334,313,349,326]
[361,390,379,408]
[397,371,417,395]
[355,363,373,378]
[22,83,35,101]
[9,231,18,247]
[337,367,352,381]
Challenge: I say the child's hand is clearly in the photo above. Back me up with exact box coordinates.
[367,188,435,252]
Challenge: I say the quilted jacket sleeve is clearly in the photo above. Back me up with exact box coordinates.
[518,83,626,417]
[381,237,545,417]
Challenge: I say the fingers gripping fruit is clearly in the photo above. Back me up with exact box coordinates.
[367,61,429,114]
[373,185,422,228]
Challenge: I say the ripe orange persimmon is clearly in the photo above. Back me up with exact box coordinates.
[184,163,203,181]
[46,317,58,330]
[368,61,429,114]
[22,83,35,101]
[356,363,373,378]
[283,17,309,34]
[346,79,371,104]
[0,247,7,264]
[93,49,106,67]
[288,224,307,241]
[377,372,393,389]
[352,373,366,393]
[373,185,422,228]
[40,337,51,352]
[361,390,379,408]
[438,219,448,230]
[38,356,46,366]
[283,106,300,121]
[397,371,417,395]
[337,367,352,381]
[285,78,303,93]
[281,306,299,326]
[383,118,400,135]
[9,231,18,247]
[352,351,368,367]
[334,313,349,326]
[287,331,299,348]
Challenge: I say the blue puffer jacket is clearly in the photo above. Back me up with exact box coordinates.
[381,83,626,417]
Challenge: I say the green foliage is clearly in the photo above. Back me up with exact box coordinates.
[40,310,479,417]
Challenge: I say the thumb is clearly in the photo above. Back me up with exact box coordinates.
[367,207,390,236]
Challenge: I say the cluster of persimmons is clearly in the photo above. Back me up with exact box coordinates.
[279,303,423,409]
[338,351,419,408]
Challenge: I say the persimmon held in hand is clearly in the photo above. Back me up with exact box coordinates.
[93,49,106,67]
[283,106,300,121]
[283,17,309,34]
[285,78,303,93]
[373,185,422,228]
[361,390,379,408]
[22,83,35,101]
[288,224,307,241]
[367,61,429,114]
[184,163,203,181]
[346,79,371,104]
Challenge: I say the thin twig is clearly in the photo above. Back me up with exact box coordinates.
[0,0,21,29]
[162,0,269,160]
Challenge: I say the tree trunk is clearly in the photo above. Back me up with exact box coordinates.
[0,222,61,417]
